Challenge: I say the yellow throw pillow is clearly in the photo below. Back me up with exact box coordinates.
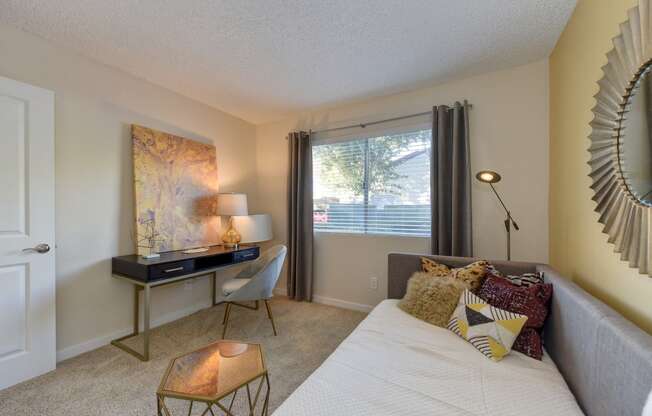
[420,257,489,291]
[399,272,471,328]
[447,290,528,361]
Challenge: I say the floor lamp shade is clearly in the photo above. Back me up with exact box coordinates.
[232,214,273,243]
[216,193,248,216]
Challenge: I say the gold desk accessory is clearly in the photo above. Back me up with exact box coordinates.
[216,193,248,249]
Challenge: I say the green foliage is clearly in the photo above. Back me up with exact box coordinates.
[315,132,429,197]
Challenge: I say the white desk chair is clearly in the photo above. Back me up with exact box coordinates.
[221,245,287,338]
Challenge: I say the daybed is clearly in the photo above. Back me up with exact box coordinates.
[273,254,652,416]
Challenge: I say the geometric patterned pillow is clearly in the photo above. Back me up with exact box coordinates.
[486,264,545,287]
[502,272,544,287]
[447,290,528,361]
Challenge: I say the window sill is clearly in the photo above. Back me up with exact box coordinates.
[314,230,430,239]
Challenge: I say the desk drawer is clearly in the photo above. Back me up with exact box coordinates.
[234,247,259,263]
[149,260,195,280]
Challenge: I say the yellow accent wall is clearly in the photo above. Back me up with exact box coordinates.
[550,0,652,333]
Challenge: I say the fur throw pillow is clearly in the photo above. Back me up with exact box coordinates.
[420,257,489,291]
[399,272,471,327]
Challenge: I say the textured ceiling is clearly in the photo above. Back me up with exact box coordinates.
[0,0,576,123]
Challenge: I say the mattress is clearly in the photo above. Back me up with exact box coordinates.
[273,300,583,416]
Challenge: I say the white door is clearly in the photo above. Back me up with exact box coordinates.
[0,76,55,390]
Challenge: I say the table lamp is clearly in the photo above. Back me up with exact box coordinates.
[232,214,273,244]
[475,170,519,260]
[216,193,248,248]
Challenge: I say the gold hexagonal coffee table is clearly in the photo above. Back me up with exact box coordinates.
[157,341,270,416]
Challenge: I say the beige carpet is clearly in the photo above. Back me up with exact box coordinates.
[0,297,366,415]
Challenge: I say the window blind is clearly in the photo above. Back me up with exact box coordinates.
[313,129,431,237]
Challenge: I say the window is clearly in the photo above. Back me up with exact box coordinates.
[313,129,431,236]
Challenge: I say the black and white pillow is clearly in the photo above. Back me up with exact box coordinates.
[486,264,544,288]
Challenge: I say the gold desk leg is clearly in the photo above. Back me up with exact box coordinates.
[133,286,140,335]
[212,272,218,306]
[111,283,151,361]
[143,285,150,360]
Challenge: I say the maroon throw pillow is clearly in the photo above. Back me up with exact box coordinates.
[478,275,552,360]
[513,328,543,360]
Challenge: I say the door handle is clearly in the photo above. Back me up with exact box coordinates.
[22,243,51,254]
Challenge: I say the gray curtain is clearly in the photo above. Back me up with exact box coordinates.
[431,101,473,256]
[287,131,314,301]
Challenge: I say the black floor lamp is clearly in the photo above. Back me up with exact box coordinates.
[475,170,519,260]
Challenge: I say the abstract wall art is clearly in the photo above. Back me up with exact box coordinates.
[132,124,219,254]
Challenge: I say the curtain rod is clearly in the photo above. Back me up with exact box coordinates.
[307,103,472,135]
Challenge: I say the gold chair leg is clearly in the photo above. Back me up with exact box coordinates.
[264,300,278,336]
[222,302,230,325]
[222,303,232,339]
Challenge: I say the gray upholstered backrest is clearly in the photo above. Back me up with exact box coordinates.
[387,253,537,299]
[387,253,652,416]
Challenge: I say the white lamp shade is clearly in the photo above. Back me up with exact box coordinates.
[232,214,273,243]
[216,193,248,216]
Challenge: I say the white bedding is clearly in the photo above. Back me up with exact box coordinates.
[273,300,583,416]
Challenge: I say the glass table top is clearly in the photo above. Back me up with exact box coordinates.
[159,341,265,400]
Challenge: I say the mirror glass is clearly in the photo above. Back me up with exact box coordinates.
[620,67,652,206]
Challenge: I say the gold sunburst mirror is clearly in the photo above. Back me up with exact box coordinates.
[589,0,652,275]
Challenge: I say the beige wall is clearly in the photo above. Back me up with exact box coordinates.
[256,59,550,309]
[0,24,258,359]
[550,0,652,333]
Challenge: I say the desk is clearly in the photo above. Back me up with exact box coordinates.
[111,245,260,361]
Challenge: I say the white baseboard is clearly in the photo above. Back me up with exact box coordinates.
[312,295,374,313]
[56,300,212,363]
[273,287,374,313]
